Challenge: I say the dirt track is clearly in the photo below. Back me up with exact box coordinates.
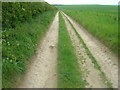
[18,11,118,88]
[62,13,107,88]
[18,12,59,88]
[62,12,118,88]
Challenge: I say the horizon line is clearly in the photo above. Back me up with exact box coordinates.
[51,4,118,5]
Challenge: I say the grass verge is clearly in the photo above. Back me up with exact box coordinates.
[57,13,86,88]
[62,13,113,88]
[2,11,57,88]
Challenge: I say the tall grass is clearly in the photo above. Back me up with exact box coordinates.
[57,13,86,88]
[57,5,118,55]
[2,11,57,88]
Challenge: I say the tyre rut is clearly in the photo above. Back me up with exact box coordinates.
[62,12,118,88]
[61,12,107,88]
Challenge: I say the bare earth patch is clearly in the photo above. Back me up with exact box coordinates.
[18,12,59,88]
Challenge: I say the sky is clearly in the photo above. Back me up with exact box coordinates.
[45,0,119,5]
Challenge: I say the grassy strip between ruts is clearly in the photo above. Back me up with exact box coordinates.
[2,11,57,88]
[62,12,113,88]
[57,13,86,88]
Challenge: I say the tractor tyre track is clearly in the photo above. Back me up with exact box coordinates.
[62,12,118,88]
[62,13,107,88]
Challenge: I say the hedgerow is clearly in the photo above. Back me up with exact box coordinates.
[2,2,57,29]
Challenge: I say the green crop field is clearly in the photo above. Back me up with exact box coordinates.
[56,5,118,55]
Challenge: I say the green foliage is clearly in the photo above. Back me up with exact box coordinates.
[57,13,86,88]
[2,2,57,29]
[57,5,118,55]
[2,10,57,88]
